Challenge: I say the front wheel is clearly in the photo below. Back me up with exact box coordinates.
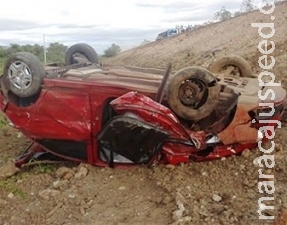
[167,67,220,121]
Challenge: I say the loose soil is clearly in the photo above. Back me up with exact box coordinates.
[1,2,287,225]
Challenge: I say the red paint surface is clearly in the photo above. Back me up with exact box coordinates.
[0,77,285,167]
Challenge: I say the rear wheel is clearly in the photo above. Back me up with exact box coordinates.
[65,43,99,65]
[3,52,45,98]
[167,67,220,121]
[209,55,253,77]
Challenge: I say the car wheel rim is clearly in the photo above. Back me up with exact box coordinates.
[178,79,207,108]
[8,61,33,90]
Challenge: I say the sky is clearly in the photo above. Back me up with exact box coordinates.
[0,0,247,54]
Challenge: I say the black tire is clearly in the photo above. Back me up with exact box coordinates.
[167,67,220,121]
[3,52,45,98]
[209,55,253,77]
[65,43,99,65]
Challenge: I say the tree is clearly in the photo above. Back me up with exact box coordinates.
[6,44,21,56]
[214,7,232,22]
[262,0,282,6]
[47,42,67,62]
[21,44,43,60]
[104,44,121,57]
[240,0,255,12]
[0,46,7,58]
[32,44,44,59]
[0,42,68,66]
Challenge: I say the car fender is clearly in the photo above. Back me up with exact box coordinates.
[110,91,191,141]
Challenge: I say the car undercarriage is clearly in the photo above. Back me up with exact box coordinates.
[0,43,285,168]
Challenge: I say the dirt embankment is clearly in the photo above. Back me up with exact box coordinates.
[106,1,287,84]
[1,2,287,225]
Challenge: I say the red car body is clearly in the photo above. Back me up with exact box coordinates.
[0,61,285,168]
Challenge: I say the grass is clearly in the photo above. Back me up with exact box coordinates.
[0,161,57,198]
[0,113,9,129]
[0,57,5,73]
[0,175,27,198]
[33,164,56,174]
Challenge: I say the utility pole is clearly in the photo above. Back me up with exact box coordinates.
[43,34,47,65]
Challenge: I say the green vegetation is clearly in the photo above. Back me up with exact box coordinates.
[0,113,8,128]
[33,163,56,174]
[0,57,5,73]
[0,175,27,198]
[240,0,255,12]
[0,42,68,72]
[214,0,283,22]
[0,42,123,71]
[103,43,121,57]
[214,6,232,22]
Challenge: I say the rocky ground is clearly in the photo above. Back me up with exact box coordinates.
[1,1,287,225]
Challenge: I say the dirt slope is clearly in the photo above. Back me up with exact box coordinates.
[106,1,287,84]
[1,2,287,225]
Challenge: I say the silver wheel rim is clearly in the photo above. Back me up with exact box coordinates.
[8,61,33,90]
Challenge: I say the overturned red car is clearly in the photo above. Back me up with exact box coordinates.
[0,43,285,168]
